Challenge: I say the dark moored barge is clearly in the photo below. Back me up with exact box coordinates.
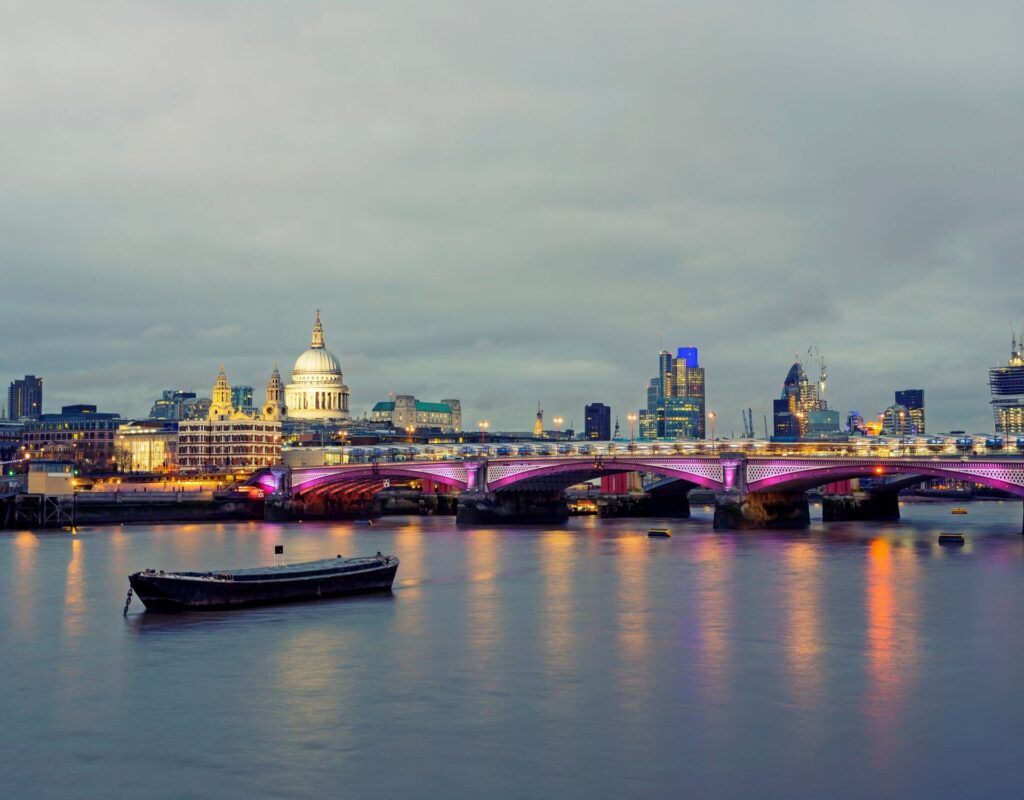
[128,554,399,612]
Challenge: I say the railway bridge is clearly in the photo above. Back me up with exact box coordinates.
[246,453,1024,529]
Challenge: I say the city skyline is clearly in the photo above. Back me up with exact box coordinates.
[3,318,1020,435]
[3,2,1023,433]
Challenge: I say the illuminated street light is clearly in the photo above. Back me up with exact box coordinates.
[478,420,489,444]
[708,411,716,450]
[406,425,415,445]
[626,412,637,451]
[553,416,562,442]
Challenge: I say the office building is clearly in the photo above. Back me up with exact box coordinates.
[882,404,911,436]
[369,396,462,432]
[149,390,205,421]
[584,403,611,440]
[895,389,925,434]
[20,404,122,472]
[231,385,254,415]
[115,421,179,473]
[8,375,43,420]
[772,359,826,440]
[989,335,1024,434]
[638,346,706,439]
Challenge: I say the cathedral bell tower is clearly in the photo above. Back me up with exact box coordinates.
[209,365,235,420]
[262,362,288,421]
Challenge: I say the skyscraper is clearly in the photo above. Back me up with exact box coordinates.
[638,346,705,439]
[231,385,255,414]
[772,360,826,440]
[989,334,1024,434]
[7,375,43,420]
[894,389,925,434]
[584,403,611,440]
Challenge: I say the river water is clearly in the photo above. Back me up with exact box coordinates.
[2,501,1024,799]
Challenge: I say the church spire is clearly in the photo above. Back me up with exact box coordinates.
[311,309,325,349]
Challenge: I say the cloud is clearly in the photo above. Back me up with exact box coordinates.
[1,0,1022,433]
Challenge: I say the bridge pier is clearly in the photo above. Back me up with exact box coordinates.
[713,490,810,530]
[456,491,569,525]
[821,492,900,522]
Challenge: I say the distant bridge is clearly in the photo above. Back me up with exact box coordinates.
[247,452,1024,528]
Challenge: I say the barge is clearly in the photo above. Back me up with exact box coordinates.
[128,554,399,612]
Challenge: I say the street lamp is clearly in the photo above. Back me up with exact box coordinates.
[553,416,562,442]
[478,420,489,444]
[406,425,415,445]
[708,411,716,450]
[627,412,637,451]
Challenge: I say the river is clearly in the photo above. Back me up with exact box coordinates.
[2,501,1023,799]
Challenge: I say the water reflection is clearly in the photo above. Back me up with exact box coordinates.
[783,541,823,713]
[614,533,651,714]
[541,530,577,677]
[694,535,734,710]
[63,537,86,640]
[11,532,38,637]
[864,537,921,770]
[465,529,502,719]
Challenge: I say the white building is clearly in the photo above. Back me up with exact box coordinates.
[284,311,351,421]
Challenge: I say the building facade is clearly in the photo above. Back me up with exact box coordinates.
[638,346,706,439]
[584,403,611,440]
[285,311,350,421]
[20,404,121,472]
[149,389,209,421]
[231,385,254,415]
[0,420,23,465]
[882,404,912,436]
[772,360,826,440]
[8,375,43,420]
[115,421,178,473]
[989,336,1024,434]
[894,389,925,434]
[177,367,283,472]
[370,396,462,432]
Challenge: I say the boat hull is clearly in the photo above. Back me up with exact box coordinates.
[129,559,398,612]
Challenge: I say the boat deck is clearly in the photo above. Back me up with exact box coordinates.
[146,556,394,583]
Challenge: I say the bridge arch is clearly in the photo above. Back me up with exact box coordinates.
[746,459,1024,497]
[486,457,724,492]
[290,463,469,497]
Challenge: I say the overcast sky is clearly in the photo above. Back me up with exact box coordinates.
[2,1,1022,434]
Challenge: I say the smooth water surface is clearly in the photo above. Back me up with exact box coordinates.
[3,502,1024,799]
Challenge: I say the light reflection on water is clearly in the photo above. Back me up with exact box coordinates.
[2,504,1024,799]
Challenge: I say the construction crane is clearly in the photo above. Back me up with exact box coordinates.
[808,346,827,402]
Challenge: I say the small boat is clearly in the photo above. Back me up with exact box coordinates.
[128,554,399,612]
[951,507,968,515]
[938,532,965,546]
[648,528,672,538]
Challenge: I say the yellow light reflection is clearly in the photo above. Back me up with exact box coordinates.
[695,535,732,707]
[865,538,920,736]
[783,541,823,711]
[615,532,651,712]
[63,537,86,640]
[11,532,39,637]
[541,530,577,676]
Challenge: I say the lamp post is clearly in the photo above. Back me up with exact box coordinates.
[708,411,716,450]
[406,425,415,445]
[627,412,637,451]
[478,420,489,444]
[553,416,562,443]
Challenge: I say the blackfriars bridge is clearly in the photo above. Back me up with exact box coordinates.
[247,452,1024,530]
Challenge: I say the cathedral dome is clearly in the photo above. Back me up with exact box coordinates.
[293,347,341,376]
[285,310,351,421]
